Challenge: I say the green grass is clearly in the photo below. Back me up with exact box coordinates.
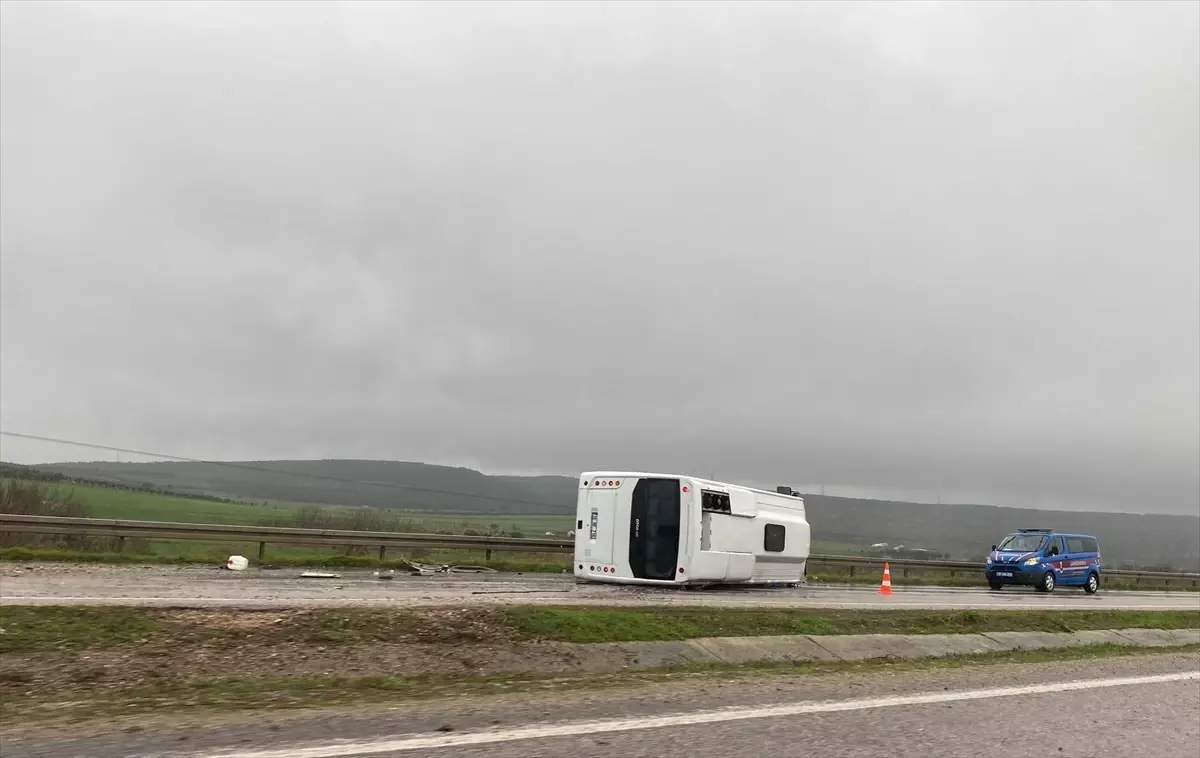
[2,605,1196,653]
[6,480,289,524]
[4,643,1197,723]
[8,479,573,532]
[501,606,1200,643]
[0,607,505,652]
[0,607,162,653]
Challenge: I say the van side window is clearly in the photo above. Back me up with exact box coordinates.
[1048,536,1065,556]
[1081,537,1099,553]
[701,491,731,514]
[764,524,786,552]
[1066,537,1086,553]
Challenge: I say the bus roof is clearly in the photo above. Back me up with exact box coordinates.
[579,471,804,501]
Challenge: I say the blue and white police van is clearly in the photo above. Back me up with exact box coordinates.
[985,528,1102,593]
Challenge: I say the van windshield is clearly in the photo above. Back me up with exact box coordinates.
[997,534,1047,553]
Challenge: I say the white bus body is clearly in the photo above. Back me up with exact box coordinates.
[573,472,811,586]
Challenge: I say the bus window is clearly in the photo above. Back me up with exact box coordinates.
[764,524,786,552]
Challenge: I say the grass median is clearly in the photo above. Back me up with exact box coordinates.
[499,606,1200,643]
[2,605,1198,653]
[3,605,1197,725]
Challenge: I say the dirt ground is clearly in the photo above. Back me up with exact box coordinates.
[0,607,644,702]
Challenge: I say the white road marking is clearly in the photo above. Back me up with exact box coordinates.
[173,671,1200,758]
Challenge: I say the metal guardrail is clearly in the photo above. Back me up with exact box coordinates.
[0,513,573,561]
[2,513,1198,586]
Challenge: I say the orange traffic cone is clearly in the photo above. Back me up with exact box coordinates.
[879,562,894,596]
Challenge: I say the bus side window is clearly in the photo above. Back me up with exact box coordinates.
[764,524,786,552]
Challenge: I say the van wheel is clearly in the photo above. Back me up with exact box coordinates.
[988,581,1003,591]
[1036,571,1056,593]
[1084,573,1100,594]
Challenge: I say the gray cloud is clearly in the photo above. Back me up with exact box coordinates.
[2,1,1197,514]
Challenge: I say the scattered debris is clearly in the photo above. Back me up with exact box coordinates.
[398,558,498,576]
[225,556,249,571]
[298,571,341,579]
[470,589,571,595]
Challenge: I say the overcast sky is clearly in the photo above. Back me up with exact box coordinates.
[1,1,1197,515]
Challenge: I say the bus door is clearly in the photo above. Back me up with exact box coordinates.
[628,478,681,581]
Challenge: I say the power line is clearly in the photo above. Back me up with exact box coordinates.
[0,430,571,510]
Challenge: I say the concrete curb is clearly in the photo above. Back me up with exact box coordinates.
[596,628,1200,670]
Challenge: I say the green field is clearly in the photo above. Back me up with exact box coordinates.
[10,480,574,534]
[39,483,295,524]
[2,479,576,569]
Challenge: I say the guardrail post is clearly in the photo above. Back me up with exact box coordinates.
[848,565,855,578]
[258,541,266,562]
[378,546,386,561]
[485,549,493,562]
[117,536,125,553]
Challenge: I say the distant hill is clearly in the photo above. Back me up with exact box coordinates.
[36,460,578,514]
[29,460,1200,571]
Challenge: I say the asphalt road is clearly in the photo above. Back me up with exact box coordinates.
[2,563,1199,610]
[4,651,1197,757]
